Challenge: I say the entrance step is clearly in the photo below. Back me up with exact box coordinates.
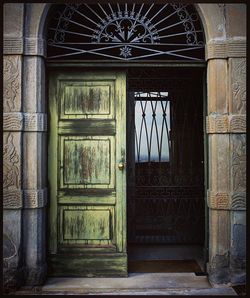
[14,273,237,295]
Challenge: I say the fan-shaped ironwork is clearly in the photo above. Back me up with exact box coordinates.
[47,3,205,61]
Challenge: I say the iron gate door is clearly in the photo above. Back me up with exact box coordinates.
[127,68,205,244]
[48,70,127,276]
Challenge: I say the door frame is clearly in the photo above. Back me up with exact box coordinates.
[46,61,208,274]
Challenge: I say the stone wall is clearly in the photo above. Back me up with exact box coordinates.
[3,2,246,290]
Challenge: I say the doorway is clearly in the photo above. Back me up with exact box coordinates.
[47,65,207,276]
[126,67,206,273]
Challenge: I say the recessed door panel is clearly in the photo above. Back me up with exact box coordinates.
[60,136,114,188]
[60,81,114,119]
[62,209,111,240]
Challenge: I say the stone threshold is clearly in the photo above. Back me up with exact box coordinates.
[13,288,238,295]
[12,273,237,296]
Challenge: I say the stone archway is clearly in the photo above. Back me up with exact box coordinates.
[3,2,246,289]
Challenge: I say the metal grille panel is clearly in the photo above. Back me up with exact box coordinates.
[128,191,204,243]
[127,69,205,244]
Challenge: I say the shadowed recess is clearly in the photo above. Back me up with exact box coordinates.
[128,259,202,273]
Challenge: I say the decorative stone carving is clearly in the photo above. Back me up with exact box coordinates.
[206,40,246,60]
[3,190,23,209]
[228,40,246,57]
[23,189,47,208]
[231,193,246,210]
[3,37,23,54]
[3,56,21,112]
[230,58,246,114]
[23,113,47,132]
[208,191,246,211]
[206,43,227,59]
[3,113,23,131]
[206,115,228,133]
[206,114,246,133]
[3,132,22,209]
[231,134,246,192]
[208,191,230,209]
[229,115,246,133]
[24,37,46,56]
[3,112,47,132]
[3,133,21,189]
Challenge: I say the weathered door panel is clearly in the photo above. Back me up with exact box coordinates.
[48,71,127,276]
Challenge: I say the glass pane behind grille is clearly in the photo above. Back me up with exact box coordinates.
[134,92,171,162]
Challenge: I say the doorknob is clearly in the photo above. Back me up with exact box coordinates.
[118,162,125,171]
[118,149,125,171]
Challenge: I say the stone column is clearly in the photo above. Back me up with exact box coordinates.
[206,49,246,284]
[206,59,231,284]
[21,47,47,285]
[3,3,25,292]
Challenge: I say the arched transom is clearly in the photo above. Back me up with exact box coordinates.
[47,3,205,61]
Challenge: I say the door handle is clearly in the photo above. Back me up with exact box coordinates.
[118,162,125,171]
[118,149,126,171]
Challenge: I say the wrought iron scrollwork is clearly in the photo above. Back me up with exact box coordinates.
[47,3,205,61]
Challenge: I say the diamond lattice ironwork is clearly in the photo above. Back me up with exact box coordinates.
[134,92,171,163]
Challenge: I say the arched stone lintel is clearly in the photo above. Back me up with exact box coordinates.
[195,3,226,43]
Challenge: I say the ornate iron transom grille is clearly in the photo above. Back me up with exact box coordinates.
[47,3,205,61]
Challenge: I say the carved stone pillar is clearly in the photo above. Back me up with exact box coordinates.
[206,58,230,284]
[21,55,47,286]
[3,55,25,291]
[3,54,48,288]
[206,57,246,285]
[3,4,25,292]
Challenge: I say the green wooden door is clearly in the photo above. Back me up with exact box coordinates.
[48,70,127,277]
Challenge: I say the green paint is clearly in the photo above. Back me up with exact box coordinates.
[48,71,127,276]
[60,80,114,120]
[58,119,116,135]
[63,138,111,185]
[48,253,128,277]
[64,85,110,115]
[63,209,110,240]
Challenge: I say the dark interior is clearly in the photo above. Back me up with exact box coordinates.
[126,67,206,272]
